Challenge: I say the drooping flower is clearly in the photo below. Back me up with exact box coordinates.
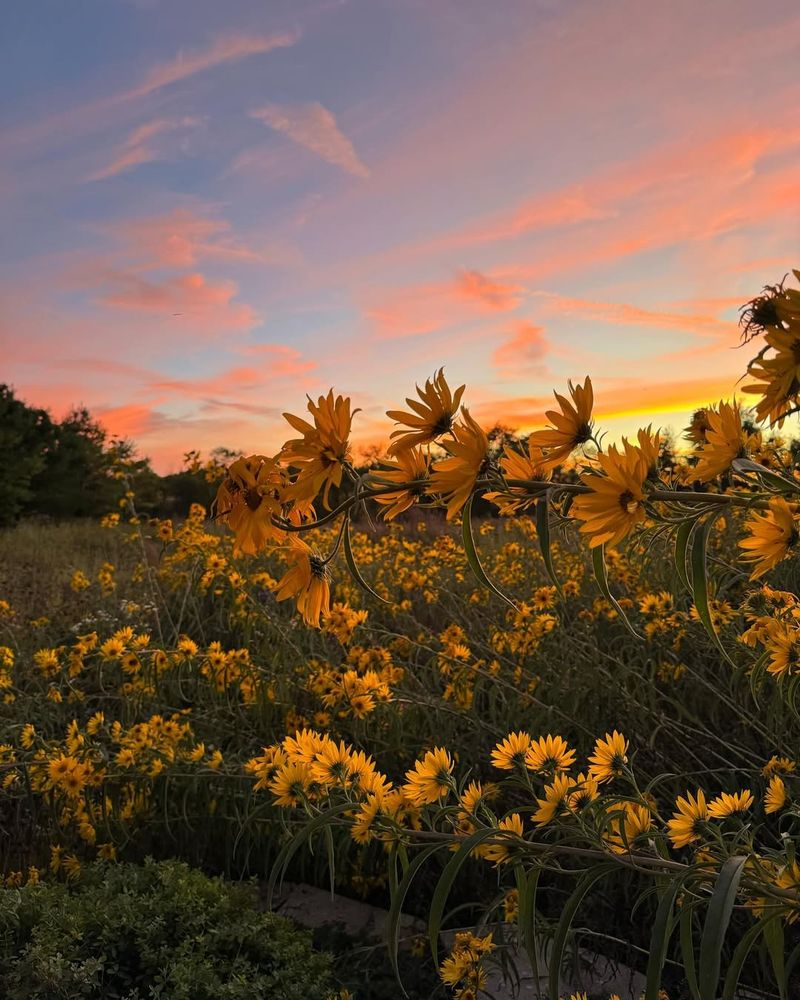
[281,390,356,509]
[372,447,430,520]
[691,401,758,482]
[529,377,594,470]
[273,540,332,627]
[532,772,574,825]
[604,801,652,854]
[667,789,708,849]
[479,814,524,865]
[739,498,799,579]
[485,441,551,515]
[765,775,787,815]
[430,408,490,519]
[386,369,466,454]
[571,443,649,549]
[213,454,286,555]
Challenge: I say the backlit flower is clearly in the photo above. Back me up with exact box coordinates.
[572,443,648,549]
[430,408,490,519]
[386,369,465,454]
[282,390,355,509]
[273,541,331,627]
[372,447,430,520]
[739,498,799,579]
[529,377,594,470]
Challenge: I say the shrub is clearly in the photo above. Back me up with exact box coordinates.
[0,859,332,1000]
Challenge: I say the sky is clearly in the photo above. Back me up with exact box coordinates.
[1,0,799,473]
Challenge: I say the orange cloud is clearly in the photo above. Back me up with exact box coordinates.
[456,270,521,310]
[492,322,548,375]
[251,102,370,178]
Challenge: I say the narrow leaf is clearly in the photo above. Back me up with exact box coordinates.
[689,516,736,667]
[722,915,780,1000]
[763,916,787,1000]
[515,865,542,988]
[548,865,615,1000]
[673,519,694,595]
[698,855,748,1000]
[645,878,682,999]
[343,516,391,604]
[535,496,562,593]
[462,494,518,611]
[592,544,642,638]
[680,905,701,1000]
[386,843,441,993]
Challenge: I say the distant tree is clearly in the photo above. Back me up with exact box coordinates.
[0,385,53,526]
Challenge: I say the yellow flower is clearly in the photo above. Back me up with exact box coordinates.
[566,771,599,811]
[351,794,384,844]
[763,621,800,678]
[485,441,551,514]
[269,761,315,807]
[765,775,787,815]
[311,740,352,786]
[213,454,286,555]
[533,772,574,825]
[386,368,465,454]
[762,756,795,777]
[667,789,709,849]
[691,401,757,481]
[490,731,531,770]
[70,570,91,592]
[529,377,594,470]
[739,498,799,579]
[19,724,35,749]
[524,734,576,774]
[430,408,489,519]
[707,789,753,819]
[572,442,648,549]
[372,447,429,520]
[480,814,524,865]
[604,801,652,854]
[587,731,629,783]
[403,747,453,805]
[273,540,332,628]
[281,390,355,509]
[743,309,800,425]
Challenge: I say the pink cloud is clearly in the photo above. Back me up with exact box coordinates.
[251,102,370,178]
[97,270,259,332]
[88,117,200,181]
[127,32,298,101]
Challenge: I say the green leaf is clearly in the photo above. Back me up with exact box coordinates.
[722,915,781,1000]
[461,494,518,611]
[515,865,542,987]
[689,516,736,668]
[265,802,353,908]
[548,865,615,1000]
[591,544,642,638]
[673,519,694,595]
[698,855,748,1000]
[428,826,501,962]
[535,496,562,594]
[386,843,441,994]
[763,916,787,1000]
[679,904,701,1000]
[343,516,391,604]
[645,877,682,999]
[731,457,800,494]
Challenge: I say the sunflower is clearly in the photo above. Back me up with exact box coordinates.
[707,789,754,819]
[604,801,652,854]
[490,731,531,770]
[743,296,800,425]
[529,377,594,470]
[765,775,787,815]
[571,443,648,549]
[691,401,758,482]
[430,408,490,519]
[386,369,466,454]
[372,447,430,520]
[684,408,712,446]
[403,747,453,805]
[532,772,573,825]
[479,814,524,865]
[282,390,356,509]
[351,794,384,844]
[587,731,629,783]
[739,498,799,579]
[524,734,576,773]
[763,621,800,678]
[311,740,352,787]
[273,540,331,627]
[459,780,496,815]
[268,761,315,807]
[485,441,551,514]
[566,772,599,811]
[667,789,708,849]
[213,454,285,555]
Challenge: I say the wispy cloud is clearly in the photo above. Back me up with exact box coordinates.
[88,117,200,181]
[492,321,549,376]
[251,102,370,178]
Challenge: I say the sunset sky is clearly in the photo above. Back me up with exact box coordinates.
[2,0,799,472]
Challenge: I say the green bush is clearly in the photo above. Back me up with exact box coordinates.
[0,859,333,999]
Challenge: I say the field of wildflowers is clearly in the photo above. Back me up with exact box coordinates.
[2,270,800,998]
